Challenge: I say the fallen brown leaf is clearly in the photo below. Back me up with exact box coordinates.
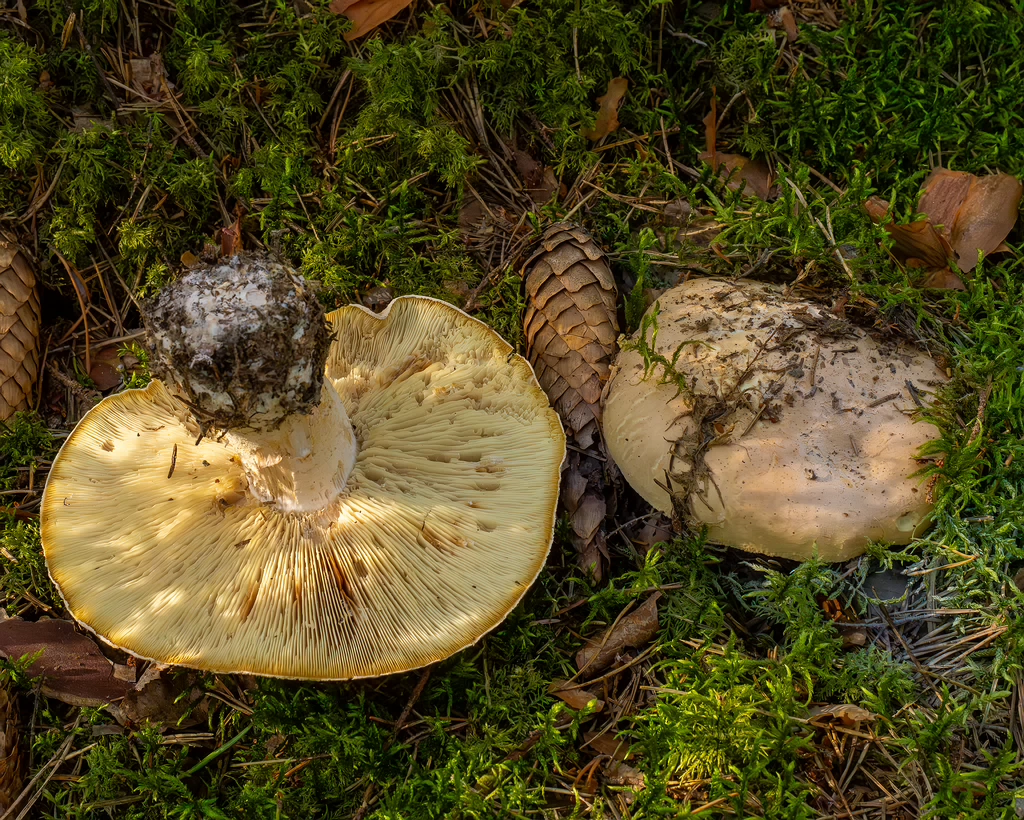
[767,6,799,41]
[634,515,674,550]
[917,168,972,234]
[513,150,562,204]
[863,197,951,269]
[549,680,604,712]
[575,593,660,673]
[918,267,966,291]
[702,105,717,162]
[0,619,131,708]
[220,215,244,257]
[946,173,1022,271]
[605,760,645,788]
[868,169,1021,283]
[88,345,125,391]
[584,731,630,760]
[128,54,171,100]
[330,0,415,41]
[809,703,877,726]
[700,152,774,199]
[583,77,628,141]
[110,671,208,729]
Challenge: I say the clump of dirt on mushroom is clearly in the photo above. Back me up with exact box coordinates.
[143,255,331,432]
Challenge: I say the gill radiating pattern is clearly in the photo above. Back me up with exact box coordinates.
[43,297,563,679]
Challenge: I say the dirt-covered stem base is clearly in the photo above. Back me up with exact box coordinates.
[145,255,355,511]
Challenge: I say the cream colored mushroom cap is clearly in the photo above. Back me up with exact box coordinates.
[603,278,946,562]
[42,296,565,679]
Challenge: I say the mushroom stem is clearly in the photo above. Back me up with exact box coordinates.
[224,379,357,513]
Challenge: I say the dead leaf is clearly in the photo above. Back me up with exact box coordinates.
[703,92,717,159]
[837,625,868,649]
[128,54,171,100]
[110,672,208,729]
[329,0,415,41]
[862,195,890,223]
[220,216,243,257]
[583,77,628,141]
[870,169,1021,280]
[605,761,645,788]
[70,106,111,134]
[767,6,798,41]
[360,286,394,312]
[634,515,673,550]
[584,731,630,760]
[809,703,877,726]
[0,619,131,708]
[180,250,198,267]
[513,151,562,204]
[513,150,543,189]
[947,173,1022,271]
[918,168,972,234]
[863,199,951,269]
[549,680,604,712]
[660,200,693,228]
[88,345,125,391]
[575,593,661,673]
[919,267,966,291]
[458,198,486,234]
[700,93,772,198]
[700,152,774,199]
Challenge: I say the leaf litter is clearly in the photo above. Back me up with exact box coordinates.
[699,94,774,199]
[0,619,204,727]
[575,593,660,674]
[329,0,415,41]
[582,77,629,141]
[866,168,1022,289]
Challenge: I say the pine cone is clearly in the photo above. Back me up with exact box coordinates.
[0,246,41,421]
[524,224,619,581]
[523,223,618,450]
[0,682,21,812]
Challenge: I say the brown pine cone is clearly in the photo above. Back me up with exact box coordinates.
[0,682,21,812]
[524,224,620,580]
[523,223,618,450]
[0,246,41,421]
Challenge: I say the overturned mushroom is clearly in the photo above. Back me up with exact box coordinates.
[42,256,565,679]
[602,278,946,562]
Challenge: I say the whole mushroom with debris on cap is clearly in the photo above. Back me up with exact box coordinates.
[602,278,947,562]
[41,255,565,680]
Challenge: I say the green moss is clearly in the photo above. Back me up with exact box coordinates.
[4,0,1024,815]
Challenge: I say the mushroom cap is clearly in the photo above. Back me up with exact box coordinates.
[603,278,946,562]
[42,296,565,679]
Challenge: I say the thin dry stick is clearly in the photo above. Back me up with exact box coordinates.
[352,667,432,820]
[2,715,82,820]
